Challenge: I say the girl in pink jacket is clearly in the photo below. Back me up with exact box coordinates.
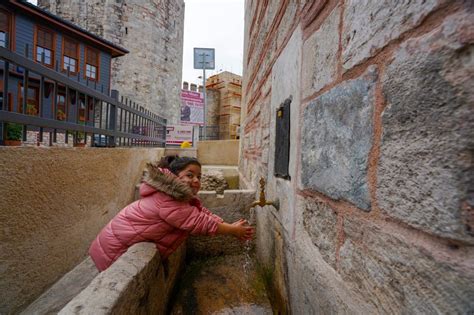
[89,156,254,271]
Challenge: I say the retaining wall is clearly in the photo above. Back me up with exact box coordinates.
[0,147,165,314]
[197,140,240,166]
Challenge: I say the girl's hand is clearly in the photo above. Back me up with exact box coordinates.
[231,219,254,241]
[216,220,254,240]
[231,219,248,226]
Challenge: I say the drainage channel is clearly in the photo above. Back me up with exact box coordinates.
[168,253,272,315]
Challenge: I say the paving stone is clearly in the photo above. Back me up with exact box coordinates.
[377,12,474,243]
[301,67,377,210]
[342,0,445,71]
[339,216,474,313]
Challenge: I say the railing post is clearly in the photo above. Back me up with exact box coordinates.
[0,59,10,144]
[110,90,118,146]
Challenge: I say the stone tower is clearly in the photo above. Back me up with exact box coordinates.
[38,0,185,124]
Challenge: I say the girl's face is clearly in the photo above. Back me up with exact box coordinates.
[177,163,202,195]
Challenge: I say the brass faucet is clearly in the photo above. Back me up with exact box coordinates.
[250,177,280,210]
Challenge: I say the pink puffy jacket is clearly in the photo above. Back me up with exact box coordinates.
[89,164,223,271]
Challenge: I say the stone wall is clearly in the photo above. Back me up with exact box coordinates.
[38,0,185,124]
[241,0,474,313]
[205,89,220,126]
[198,140,240,166]
[0,147,165,314]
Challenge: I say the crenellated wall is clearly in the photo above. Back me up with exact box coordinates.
[241,0,474,313]
[38,0,185,124]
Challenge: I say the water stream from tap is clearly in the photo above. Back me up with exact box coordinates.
[243,206,256,275]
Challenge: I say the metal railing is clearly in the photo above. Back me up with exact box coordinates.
[0,45,166,147]
[199,125,219,140]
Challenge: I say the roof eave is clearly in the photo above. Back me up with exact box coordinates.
[9,0,129,58]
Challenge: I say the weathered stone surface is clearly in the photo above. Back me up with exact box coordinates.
[169,254,272,315]
[301,198,338,268]
[191,190,256,257]
[288,226,376,314]
[205,89,220,126]
[245,1,299,103]
[60,243,185,315]
[0,147,164,314]
[378,12,474,242]
[339,217,474,313]
[302,5,340,98]
[39,0,185,123]
[201,169,228,194]
[301,67,377,210]
[342,0,445,71]
[21,258,98,315]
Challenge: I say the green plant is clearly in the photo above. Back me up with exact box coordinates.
[77,131,85,142]
[56,109,66,121]
[26,103,38,115]
[5,123,22,141]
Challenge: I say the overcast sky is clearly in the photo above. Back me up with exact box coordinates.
[28,0,245,86]
[182,0,244,85]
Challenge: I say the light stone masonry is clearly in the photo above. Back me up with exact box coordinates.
[302,5,340,98]
[340,216,474,313]
[301,67,377,210]
[342,0,446,71]
[242,0,474,313]
[301,198,338,269]
[377,11,474,243]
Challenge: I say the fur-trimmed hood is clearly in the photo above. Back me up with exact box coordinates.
[141,162,194,202]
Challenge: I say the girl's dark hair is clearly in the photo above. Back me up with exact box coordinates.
[158,155,201,175]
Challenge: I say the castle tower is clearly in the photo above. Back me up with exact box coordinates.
[38,0,185,124]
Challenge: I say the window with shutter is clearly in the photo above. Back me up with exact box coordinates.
[35,27,55,67]
[62,37,78,73]
[0,10,11,48]
[85,46,100,81]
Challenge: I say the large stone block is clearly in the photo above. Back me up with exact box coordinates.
[287,231,376,314]
[339,217,474,313]
[301,197,338,268]
[377,12,474,242]
[342,0,445,71]
[301,67,377,210]
[302,5,340,98]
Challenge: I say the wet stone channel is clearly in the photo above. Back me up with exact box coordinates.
[168,253,273,315]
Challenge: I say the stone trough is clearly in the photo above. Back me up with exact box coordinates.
[21,166,258,314]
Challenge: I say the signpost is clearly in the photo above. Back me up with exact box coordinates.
[193,48,215,140]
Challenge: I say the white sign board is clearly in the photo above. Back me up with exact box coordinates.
[166,125,194,146]
[193,47,215,70]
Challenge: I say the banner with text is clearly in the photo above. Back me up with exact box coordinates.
[180,90,204,125]
[166,125,194,146]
